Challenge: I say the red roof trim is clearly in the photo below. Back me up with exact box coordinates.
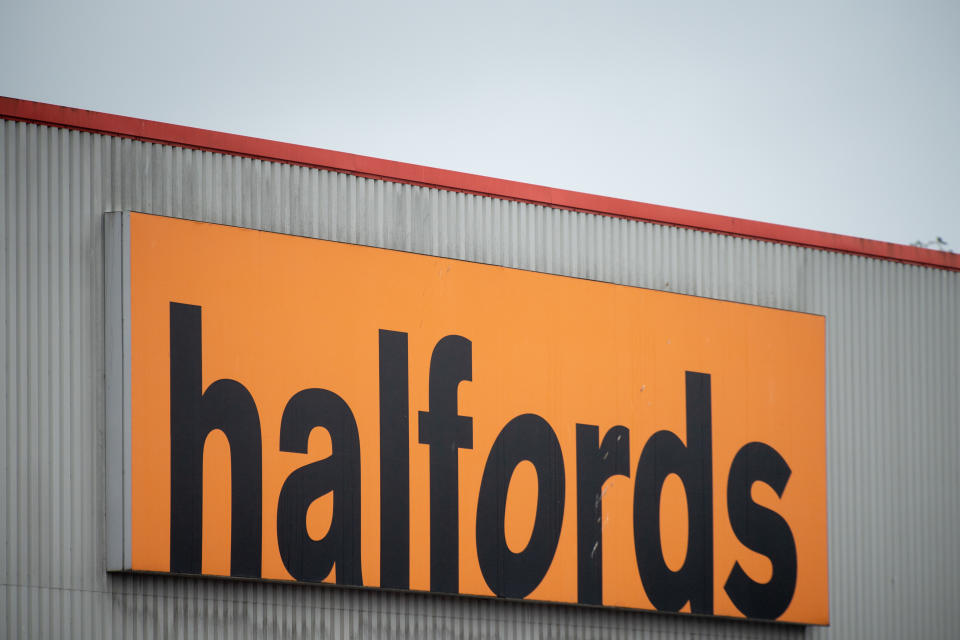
[3,96,957,271]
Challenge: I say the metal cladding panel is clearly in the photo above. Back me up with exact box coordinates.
[2,118,958,638]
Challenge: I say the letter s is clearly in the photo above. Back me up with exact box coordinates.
[724,442,797,620]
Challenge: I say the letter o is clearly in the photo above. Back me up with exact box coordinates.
[476,413,565,599]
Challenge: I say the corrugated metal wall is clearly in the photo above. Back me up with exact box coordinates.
[3,118,958,639]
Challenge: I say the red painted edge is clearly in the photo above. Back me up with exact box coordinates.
[3,96,957,271]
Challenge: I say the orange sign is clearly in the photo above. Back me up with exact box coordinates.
[107,211,828,624]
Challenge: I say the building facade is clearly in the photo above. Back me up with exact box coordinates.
[2,97,958,639]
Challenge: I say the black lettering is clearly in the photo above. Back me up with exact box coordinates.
[575,423,630,604]
[476,413,565,599]
[724,442,797,620]
[276,388,363,586]
[379,329,410,589]
[169,302,262,578]
[633,371,713,613]
[417,335,474,594]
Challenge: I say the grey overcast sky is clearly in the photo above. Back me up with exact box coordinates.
[2,0,958,248]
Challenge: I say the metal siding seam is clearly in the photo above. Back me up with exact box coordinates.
[26,120,39,638]
[1,122,10,636]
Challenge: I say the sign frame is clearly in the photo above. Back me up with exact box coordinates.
[105,210,828,625]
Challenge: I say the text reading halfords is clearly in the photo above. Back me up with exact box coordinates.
[168,302,797,621]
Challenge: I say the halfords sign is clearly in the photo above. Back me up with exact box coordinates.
[105,212,828,624]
